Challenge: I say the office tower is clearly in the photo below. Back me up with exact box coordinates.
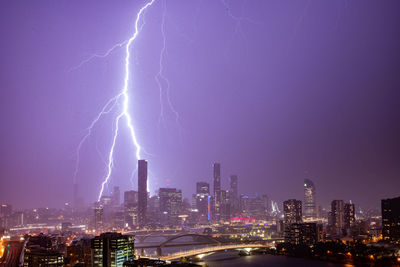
[159,188,183,225]
[138,159,147,227]
[220,190,231,221]
[94,207,103,232]
[239,194,250,213]
[262,195,270,214]
[112,186,120,206]
[213,163,221,220]
[344,203,355,229]
[124,190,138,208]
[304,179,316,219]
[382,196,400,243]
[283,199,302,227]
[330,200,345,236]
[230,175,238,213]
[196,182,210,195]
[91,232,134,267]
[195,182,210,221]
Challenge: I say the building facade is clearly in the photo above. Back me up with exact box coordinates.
[138,160,147,227]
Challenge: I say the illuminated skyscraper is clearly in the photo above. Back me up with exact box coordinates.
[304,179,316,219]
[283,199,302,226]
[213,163,221,220]
[138,160,147,227]
[91,232,134,267]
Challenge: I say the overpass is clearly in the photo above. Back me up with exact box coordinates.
[160,243,271,261]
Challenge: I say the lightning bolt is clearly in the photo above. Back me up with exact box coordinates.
[155,0,182,132]
[68,40,128,72]
[97,0,158,201]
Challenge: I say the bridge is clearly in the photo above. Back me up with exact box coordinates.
[134,233,278,258]
[160,243,271,261]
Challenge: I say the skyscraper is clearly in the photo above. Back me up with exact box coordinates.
[138,159,147,227]
[283,199,302,241]
[112,186,120,207]
[330,200,345,236]
[213,163,221,220]
[283,199,302,226]
[230,175,238,213]
[382,196,400,243]
[304,179,316,219]
[94,206,103,232]
[344,203,355,229]
[159,188,183,225]
[195,182,210,222]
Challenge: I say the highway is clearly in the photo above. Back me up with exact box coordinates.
[0,241,23,267]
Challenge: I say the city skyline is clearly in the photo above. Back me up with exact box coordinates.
[1,0,400,210]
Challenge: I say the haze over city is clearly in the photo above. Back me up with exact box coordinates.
[1,0,399,210]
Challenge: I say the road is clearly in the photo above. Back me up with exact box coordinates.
[0,241,23,267]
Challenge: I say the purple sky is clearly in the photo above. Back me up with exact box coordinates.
[0,0,399,209]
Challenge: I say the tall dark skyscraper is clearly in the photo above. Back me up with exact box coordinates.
[382,196,400,243]
[230,175,238,213]
[344,203,355,229]
[330,200,345,236]
[304,179,316,219]
[138,159,147,227]
[213,163,221,220]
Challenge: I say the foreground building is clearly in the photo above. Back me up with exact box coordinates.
[91,232,134,267]
[382,196,400,243]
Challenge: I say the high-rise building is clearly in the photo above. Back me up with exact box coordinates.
[283,199,302,227]
[230,175,238,213]
[112,186,120,207]
[195,182,210,222]
[124,190,138,208]
[138,159,147,227]
[220,190,231,221]
[382,196,400,243]
[304,179,316,219]
[213,163,221,220]
[159,188,183,225]
[262,195,270,214]
[283,199,302,240]
[344,203,355,229]
[330,200,345,236]
[94,207,103,232]
[91,232,134,267]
